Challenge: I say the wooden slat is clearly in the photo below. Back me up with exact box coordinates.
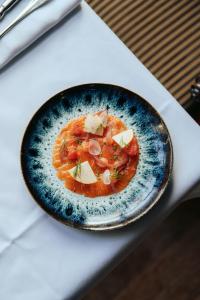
[121,0,183,46]
[146,17,200,69]
[133,1,199,55]
[87,0,200,105]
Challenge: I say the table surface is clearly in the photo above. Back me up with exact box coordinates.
[0,2,200,300]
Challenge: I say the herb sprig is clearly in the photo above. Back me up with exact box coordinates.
[113,154,118,161]
[73,161,82,178]
[112,144,118,151]
[119,137,127,148]
[112,168,121,180]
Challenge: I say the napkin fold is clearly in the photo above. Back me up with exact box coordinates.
[0,0,81,69]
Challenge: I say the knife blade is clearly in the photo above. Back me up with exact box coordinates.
[0,0,51,38]
[0,0,21,19]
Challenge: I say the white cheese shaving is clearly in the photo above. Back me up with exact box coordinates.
[68,161,97,184]
[84,114,104,136]
[112,129,133,148]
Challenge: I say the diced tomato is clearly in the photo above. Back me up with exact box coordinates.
[94,156,109,168]
[72,125,85,136]
[103,126,113,145]
[124,138,139,157]
[102,144,115,160]
[67,138,77,147]
[68,151,78,160]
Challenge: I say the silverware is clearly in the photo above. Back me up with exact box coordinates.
[0,0,21,19]
[0,0,51,38]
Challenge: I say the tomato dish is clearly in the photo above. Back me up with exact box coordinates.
[53,111,139,197]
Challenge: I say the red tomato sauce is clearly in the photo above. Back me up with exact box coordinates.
[52,113,139,197]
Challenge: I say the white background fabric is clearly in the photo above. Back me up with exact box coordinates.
[0,0,81,69]
[0,2,200,300]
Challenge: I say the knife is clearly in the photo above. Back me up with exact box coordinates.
[0,0,51,38]
[0,0,21,19]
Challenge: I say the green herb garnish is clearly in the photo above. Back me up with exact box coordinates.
[112,168,121,180]
[96,123,103,134]
[73,161,82,178]
[95,172,100,179]
[76,138,82,145]
[112,144,118,151]
[119,137,127,148]
[113,154,118,161]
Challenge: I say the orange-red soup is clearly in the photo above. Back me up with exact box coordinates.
[52,113,139,197]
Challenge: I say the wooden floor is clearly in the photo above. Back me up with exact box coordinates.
[83,198,200,300]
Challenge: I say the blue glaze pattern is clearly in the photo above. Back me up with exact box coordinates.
[21,84,173,230]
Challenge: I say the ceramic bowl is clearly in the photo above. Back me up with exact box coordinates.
[21,84,173,231]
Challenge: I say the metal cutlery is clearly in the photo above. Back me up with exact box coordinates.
[0,0,21,19]
[0,0,51,38]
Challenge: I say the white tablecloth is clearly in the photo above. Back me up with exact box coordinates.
[0,2,200,300]
[0,0,81,69]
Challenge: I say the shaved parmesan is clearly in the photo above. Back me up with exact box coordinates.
[68,161,97,184]
[84,114,104,136]
[112,129,133,148]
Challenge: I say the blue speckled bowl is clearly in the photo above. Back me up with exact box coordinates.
[21,84,173,231]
